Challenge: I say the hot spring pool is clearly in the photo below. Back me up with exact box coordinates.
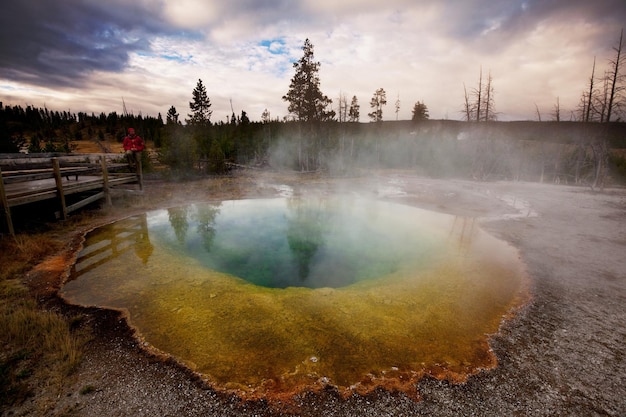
[60,196,528,399]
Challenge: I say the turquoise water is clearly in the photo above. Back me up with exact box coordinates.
[61,196,528,399]
[150,198,440,289]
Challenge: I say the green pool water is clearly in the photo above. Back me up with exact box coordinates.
[60,196,528,399]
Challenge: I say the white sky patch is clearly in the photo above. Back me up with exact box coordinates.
[162,1,219,29]
[305,0,416,15]
[485,19,611,120]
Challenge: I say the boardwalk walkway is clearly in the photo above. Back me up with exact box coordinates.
[0,153,142,236]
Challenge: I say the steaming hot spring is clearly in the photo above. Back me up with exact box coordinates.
[60,195,528,400]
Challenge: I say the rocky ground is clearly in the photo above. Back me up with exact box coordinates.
[6,171,626,416]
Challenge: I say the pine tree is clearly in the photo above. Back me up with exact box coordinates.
[368,88,386,122]
[187,79,212,126]
[348,96,360,122]
[411,101,429,122]
[282,39,334,122]
[166,106,179,125]
[261,108,271,123]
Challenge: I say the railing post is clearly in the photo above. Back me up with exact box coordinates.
[0,166,15,236]
[137,156,143,191]
[101,155,112,206]
[52,158,68,220]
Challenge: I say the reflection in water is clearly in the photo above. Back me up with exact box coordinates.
[71,214,153,279]
[61,197,528,401]
[286,198,329,280]
[168,206,189,245]
[193,204,220,252]
[449,216,477,254]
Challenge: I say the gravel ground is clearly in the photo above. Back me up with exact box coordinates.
[7,172,626,416]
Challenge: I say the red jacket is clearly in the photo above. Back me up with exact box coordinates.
[123,135,145,152]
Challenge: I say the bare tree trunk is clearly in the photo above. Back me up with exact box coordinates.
[535,104,542,121]
[475,67,483,122]
[552,97,561,121]
[463,83,472,121]
[599,72,609,122]
[606,28,623,123]
[585,57,596,122]
[483,70,493,121]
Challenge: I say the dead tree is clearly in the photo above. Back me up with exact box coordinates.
[482,70,496,121]
[606,28,624,123]
[584,57,597,122]
[463,67,496,122]
[462,83,473,121]
[552,97,561,122]
[593,29,624,189]
[475,67,483,122]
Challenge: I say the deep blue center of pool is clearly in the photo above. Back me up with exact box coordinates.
[150,198,432,289]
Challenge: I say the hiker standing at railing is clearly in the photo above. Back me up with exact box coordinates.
[123,128,145,169]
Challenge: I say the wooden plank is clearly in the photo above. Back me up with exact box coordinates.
[6,176,137,206]
[63,179,104,195]
[6,188,58,206]
[0,165,15,236]
[66,191,105,214]
[2,171,56,183]
[108,175,139,186]
[2,166,101,184]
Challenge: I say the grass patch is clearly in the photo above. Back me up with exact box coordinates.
[0,299,88,408]
[0,234,62,282]
[0,233,87,409]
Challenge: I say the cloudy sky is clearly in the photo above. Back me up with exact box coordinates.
[1,0,625,122]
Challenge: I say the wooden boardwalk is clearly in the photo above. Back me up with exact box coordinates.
[0,153,143,236]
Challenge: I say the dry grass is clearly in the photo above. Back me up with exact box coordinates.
[0,232,88,409]
[0,234,61,281]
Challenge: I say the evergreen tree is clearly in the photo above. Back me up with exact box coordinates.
[368,88,387,122]
[240,110,250,125]
[166,106,179,124]
[348,96,360,122]
[282,39,334,122]
[411,101,429,122]
[208,138,225,173]
[187,79,212,126]
[28,133,42,153]
[394,94,400,120]
[261,109,271,123]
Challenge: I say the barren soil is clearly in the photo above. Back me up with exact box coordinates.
[8,171,626,416]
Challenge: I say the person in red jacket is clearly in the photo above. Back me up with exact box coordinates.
[123,128,145,168]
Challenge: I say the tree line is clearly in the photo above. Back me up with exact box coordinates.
[1,35,624,186]
[0,103,164,153]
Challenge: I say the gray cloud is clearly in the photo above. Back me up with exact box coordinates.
[4,0,624,88]
[0,0,175,87]
[438,0,626,49]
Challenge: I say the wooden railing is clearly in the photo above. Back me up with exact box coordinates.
[0,153,142,236]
